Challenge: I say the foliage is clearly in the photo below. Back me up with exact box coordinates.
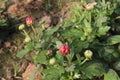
[17,0,120,80]
[104,69,120,80]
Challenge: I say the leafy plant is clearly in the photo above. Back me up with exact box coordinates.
[17,0,120,80]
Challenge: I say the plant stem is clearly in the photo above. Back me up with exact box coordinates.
[23,29,29,37]
[14,67,17,77]
[31,25,36,34]
[66,55,71,65]
[70,71,73,76]
[80,58,88,65]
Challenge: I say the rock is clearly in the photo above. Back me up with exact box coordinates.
[22,63,42,80]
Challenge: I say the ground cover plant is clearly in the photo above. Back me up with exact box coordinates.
[0,0,120,80]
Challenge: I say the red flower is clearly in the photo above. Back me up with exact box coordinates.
[59,44,70,55]
[26,17,33,26]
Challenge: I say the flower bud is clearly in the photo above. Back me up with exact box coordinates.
[84,50,93,59]
[59,44,70,56]
[85,5,94,10]
[73,73,80,79]
[19,24,25,30]
[84,2,97,10]
[24,36,31,43]
[26,17,33,26]
[106,1,111,5]
[49,57,56,65]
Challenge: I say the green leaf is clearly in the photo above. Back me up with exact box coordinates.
[17,49,30,58]
[81,61,105,79]
[62,28,83,39]
[43,66,64,80]
[95,14,107,27]
[82,41,89,48]
[84,19,91,28]
[44,26,59,36]
[25,42,34,50]
[65,64,75,72]
[107,35,120,45]
[70,6,80,16]
[17,39,34,58]
[33,50,47,64]
[56,40,63,49]
[72,40,82,53]
[98,46,120,62]
[56,51,64,64]
[35,42,42,49]
[97,26,110,36]
[104,69,120,80]
[113,60,120,71]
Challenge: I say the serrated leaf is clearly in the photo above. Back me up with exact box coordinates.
[98,26,110,36]
[71,39,83,53]
[70,6,79,15]
[25,42,34,50]
[82,41,89,48]
[35,43,42,49]
[98,46,120,62]
[17,49,30,58]
[81,61,105,79]
[33,50,47,64]
[65,64,75,72]
[43,66,64,80]
[96,14,107,27]
[62,28,83,39]
[104,69,120,80]
[107,35,120,45]
[56,40,63,49]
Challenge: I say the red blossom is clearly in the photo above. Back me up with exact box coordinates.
[26,17,33,26]
[59,44,70,55]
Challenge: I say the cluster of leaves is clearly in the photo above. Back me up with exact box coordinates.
[17,0,120,80]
